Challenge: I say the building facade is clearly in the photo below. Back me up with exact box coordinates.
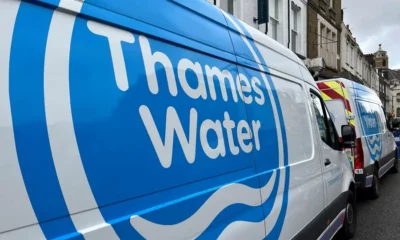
[208,0,308,57]
[364,45,393,113]
[339,23,364,84]
[307,0,342,79]
[387,69,400,117]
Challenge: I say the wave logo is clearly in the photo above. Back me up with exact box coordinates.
[366,134,382,161]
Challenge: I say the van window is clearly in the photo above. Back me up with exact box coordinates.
[324,100,348,137]
[311,92,329,143]
[378,107,388,132]
[324,104,339,148]
[356,100,383,135]
[271,76,313,164]
[311,92,340,150]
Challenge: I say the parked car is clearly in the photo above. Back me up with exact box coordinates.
[318,78,398,199]
[0,0,356,239]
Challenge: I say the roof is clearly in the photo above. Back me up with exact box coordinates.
[388,69,400,81]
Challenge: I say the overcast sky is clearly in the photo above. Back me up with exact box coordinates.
[343,0,400,69]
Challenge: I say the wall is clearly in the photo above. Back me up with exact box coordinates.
[340,22,364,81]
[307,0,342,77]
[208,0,308,57]
[307,4,318,58]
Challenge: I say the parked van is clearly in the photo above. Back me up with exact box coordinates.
[317,78,398,199]
[0,0,356,239]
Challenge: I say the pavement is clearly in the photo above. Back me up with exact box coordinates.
[352,169,400,240]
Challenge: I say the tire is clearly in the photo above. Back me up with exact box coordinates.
[391,151,398,174]
[369,170,380,199]
[336,191,357,239]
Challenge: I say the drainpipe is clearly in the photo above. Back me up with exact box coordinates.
[287,0,290,48]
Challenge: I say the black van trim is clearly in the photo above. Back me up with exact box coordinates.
[292,191,348,240]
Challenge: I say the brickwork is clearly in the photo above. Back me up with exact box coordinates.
[307,0,342,76]
[307,5,318,59]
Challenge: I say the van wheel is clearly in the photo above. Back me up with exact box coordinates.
[369,171,380,199]
[391,153,398,174]
[336,191,356,239]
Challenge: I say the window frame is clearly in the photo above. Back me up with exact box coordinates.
[269,0,280,41]
[214,0,242,19]
[291,1,301,53]
[310,90,341,151]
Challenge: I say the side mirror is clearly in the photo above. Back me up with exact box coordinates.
[341,125,355,148]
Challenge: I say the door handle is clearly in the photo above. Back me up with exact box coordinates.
[325,159,331,166]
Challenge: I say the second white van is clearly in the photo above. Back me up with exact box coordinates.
[318,78,398,199]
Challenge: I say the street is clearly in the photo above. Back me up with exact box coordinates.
[352,170,400,240]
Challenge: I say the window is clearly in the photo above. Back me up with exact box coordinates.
[347,42,351,64]
[311,92,339,149]
[356,100,385,134]
[214,0,241,19]
[326,29,331,66]
[332,32,336,69]
[218,0,234,14]
[397,107,400,117]
[317,16,337,69]
[350,46,354,66]
[324,104,338,148]
[329,0,334,8]
[270,0,280,40]
[383,59,387,67]
[311,92,328,143]
[320,24,325,50]
[291,2,300,53]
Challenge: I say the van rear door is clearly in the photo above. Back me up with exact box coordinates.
[317,81,355,169]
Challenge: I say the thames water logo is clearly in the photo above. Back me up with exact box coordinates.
[66,15,289,238]
[358,107,382,161]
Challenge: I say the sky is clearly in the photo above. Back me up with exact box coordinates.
[343,0,400,69]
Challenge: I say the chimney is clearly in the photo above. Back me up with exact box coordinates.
[347,24,349,29]
[354,38,356,42]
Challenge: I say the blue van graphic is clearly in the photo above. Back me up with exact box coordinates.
[7,1,289,239]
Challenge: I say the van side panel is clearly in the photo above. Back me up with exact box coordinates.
[0,1,46,239]
[1,0,276,239]
[231,20,326,239]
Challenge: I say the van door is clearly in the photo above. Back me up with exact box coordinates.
[310,92,346,226]
[317,81,355,169]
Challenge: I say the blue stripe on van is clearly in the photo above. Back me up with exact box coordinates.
[232,19,290,239]
[9,2,81,239]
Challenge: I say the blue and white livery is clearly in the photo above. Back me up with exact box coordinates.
[319,77,397,198]
[0,0,355,239]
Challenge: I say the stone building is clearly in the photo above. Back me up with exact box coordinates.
[365,45,392,113]
[338,22,381,92]
[207,0,308,57]
[307,0,342,79]
[387,69,400,117]
[339,23,364,84]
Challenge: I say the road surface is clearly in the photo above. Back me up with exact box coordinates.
[353,169,400,240]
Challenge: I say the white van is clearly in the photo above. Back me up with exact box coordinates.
[318,78,398,198]
[0,0,355,239]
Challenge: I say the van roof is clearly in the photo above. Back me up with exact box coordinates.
[318,78,381,103]
[318,78,377,94]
